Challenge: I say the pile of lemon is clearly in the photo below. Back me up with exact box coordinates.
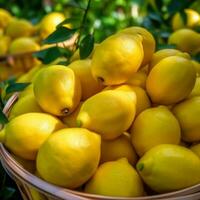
[1,11,200,199]
[0,8,69,81]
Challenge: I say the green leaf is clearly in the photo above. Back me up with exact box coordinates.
[157,44,177,50]
[0,110,8,124]
[0,187,15,200]
[6,82,30,94]
[34,47,72,64]
[43,27,77,44]
[79,34,94,59]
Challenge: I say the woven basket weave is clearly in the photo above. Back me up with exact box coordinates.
[1,94,200,200]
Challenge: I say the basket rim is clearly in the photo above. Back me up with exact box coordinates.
[1,94,200,200]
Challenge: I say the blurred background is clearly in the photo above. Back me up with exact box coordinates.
[0,0,200,199]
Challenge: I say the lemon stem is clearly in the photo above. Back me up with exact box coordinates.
[0,128,5,143]
[137,163,144,171]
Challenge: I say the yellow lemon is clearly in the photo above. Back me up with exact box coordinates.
[0,8,12,29]
[146,56,196,105]
[0,113,65,160]
[68,59,104,100]
[91,33,144,85]
[33,65,81,116]
[6,18,35,39]
[137,144,200,193]
[85,158,144,197]
[36,128,101,188]
[126,70,147,89]
[19,84,34,98]
[173,96,200,142]
[131,106,181,156]
[168,29,200,55]
[149,49,190,71]
[192,60,200,76]
[100,133,138,165]
[38,12,68,39]
[9,94,43,119]
[77,90,136,140]
[0,35,11,56]
[172,9,200,30]
[105,84,151,116]
[119,26,155,66]
[62,102,83,127]
[190,143,200,158]
[188,76,200,98]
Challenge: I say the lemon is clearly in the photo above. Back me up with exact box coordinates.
[105,84,151,116]
[62,102,83,127]
[9,94,43,119]
[68,59,104,100]
[131,106,181,156]
[190,144,200,158]
[77,90,136,140]
[192,60,200,76]
[0,113,65,160]
[146,56,196,105]
[126,70,147,89]
[33,65,81,116]
[19,84,34,98]
[0,8,12,29]
[149,49,190,71]
[137,144,200,193]
[91,33,144,85]
[38,12,67,39]
[173,96,200,142]
[188,77,200,98]
[172,9,200,30]
[101,133,137,165]
[36,128,101,188]
[6,18,35,38]
[119,26,155,66]
[168,29,200,55]
[0,35,11,56]
[85,158,144,197]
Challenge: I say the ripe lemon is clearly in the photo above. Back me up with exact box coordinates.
[33,65,81,116]
[9,94,43,119]
[137,144,200,193]
[100,133,138,165]
[68,59,104,100]
[0,35,11,56]
[105,84,151,116]
[36,128,101,188]
[168,29,200,55]
[62,102,83,127]
[131,106,181,156]
[192,60,200,76]
[6,18,35,38]
[172,9,200,30]
[173,96,200,142]
[126,70,147,89]
[77,90,136,140]
[146,56,196,105]
[91,33,144,85]
[0,113,65,160]
[85,158,144,197]
[188,76,200,98]
[119,26,155,66]
[149,49,190,71]
[190,144,200,158]
[0,8,12,29]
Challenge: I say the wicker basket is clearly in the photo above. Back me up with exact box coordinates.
[1,94,200,200]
